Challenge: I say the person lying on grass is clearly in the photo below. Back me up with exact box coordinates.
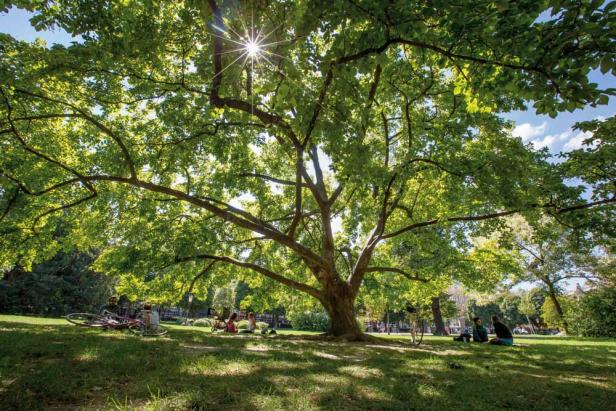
[490,315,513,346]
[473,317,489,343]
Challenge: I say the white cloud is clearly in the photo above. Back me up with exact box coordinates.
[531,134,558,150]
[525,128,593,153]
[562,131,593,151]
[512,122,547,141]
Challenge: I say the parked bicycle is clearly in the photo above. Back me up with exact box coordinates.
[66,310,168,336]
[406,305,425,346]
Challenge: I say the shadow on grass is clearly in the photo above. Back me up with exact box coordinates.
[0,320,615,410]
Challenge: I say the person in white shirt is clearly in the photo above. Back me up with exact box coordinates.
[240,312,257,334]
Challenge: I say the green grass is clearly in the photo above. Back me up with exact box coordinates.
[1,314,615,410]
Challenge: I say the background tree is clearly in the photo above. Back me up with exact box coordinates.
[568,286,616,338]
[210,282,237,318]
[497,292,526,328]
[541,296,572,331]
[518,288,546,332]
[499,216,603,334]
[0,250,112,315]
[1,0,614,338]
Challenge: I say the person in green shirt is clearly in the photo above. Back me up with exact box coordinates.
[472,317,489,343]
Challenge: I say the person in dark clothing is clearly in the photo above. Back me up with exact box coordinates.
[100,296,120,316]
[490,315,513,346]
[453,330,472,342]
[472,317,489,343]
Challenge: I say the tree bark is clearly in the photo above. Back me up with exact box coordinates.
[319,281,363,339]
[431,296,448,336]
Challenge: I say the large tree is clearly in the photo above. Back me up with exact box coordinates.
[1,0,614,338]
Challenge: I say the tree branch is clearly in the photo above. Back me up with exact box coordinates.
[238,172,307,187]
[176,253,322,299]
[12,88,137,179]
[383,197,616,239]
[364,266,429,283]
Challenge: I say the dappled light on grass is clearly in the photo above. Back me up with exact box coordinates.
[338,365,384,379]
[0,316,615,410]
[75,347,99,362]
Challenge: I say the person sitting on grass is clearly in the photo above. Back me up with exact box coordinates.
[141,303,159,332]
[226,312,238,333]
[489,315,513,346]
[472,317,489,343]
[453,329,472,342]
[100,295,120,316]
[240,312,257,334]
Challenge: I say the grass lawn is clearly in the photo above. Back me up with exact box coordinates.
[0,315,614,410]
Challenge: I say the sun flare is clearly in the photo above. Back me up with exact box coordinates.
[245,40,261,58]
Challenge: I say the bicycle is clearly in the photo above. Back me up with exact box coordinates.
[405,306,426,346]
[66,311,167,336]
[127,321,168,337]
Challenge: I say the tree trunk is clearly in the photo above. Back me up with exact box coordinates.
[386,311,390,335]
[431,296,448,336]
[546,282,569,334]
[320,282,363,340]
[525,314,535,334]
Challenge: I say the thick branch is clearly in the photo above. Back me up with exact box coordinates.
[383,197,616,239]
[349,173,398,292]
[304,69,333,147]
[238,172,307,187]
[365,266,429,283]
[12,89,137,179]
[176,253,322,299]
[287,149,304,237]
[335,37,550,78]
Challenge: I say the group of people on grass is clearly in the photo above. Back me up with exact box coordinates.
[221,312,276,335]
[456,315,514,346]
[101,295,274,335]
[101,295,513,344]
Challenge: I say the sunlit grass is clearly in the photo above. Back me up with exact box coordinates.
[0,314,615,410]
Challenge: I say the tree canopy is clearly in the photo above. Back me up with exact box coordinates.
[1,0,614,337]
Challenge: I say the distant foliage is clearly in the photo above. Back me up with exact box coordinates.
[211,285,237,319]
[541,298,570,330]
[288,311,329,332]
[569,287,616,338]
[0,251,113,316]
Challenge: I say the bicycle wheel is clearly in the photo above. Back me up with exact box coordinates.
[129,323,168,337]
[66,313,107,327]
[146,325,168,337]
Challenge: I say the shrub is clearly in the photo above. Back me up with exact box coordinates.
[237,320,269,330]
[288,311,329,332]
[193,318,214,327]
